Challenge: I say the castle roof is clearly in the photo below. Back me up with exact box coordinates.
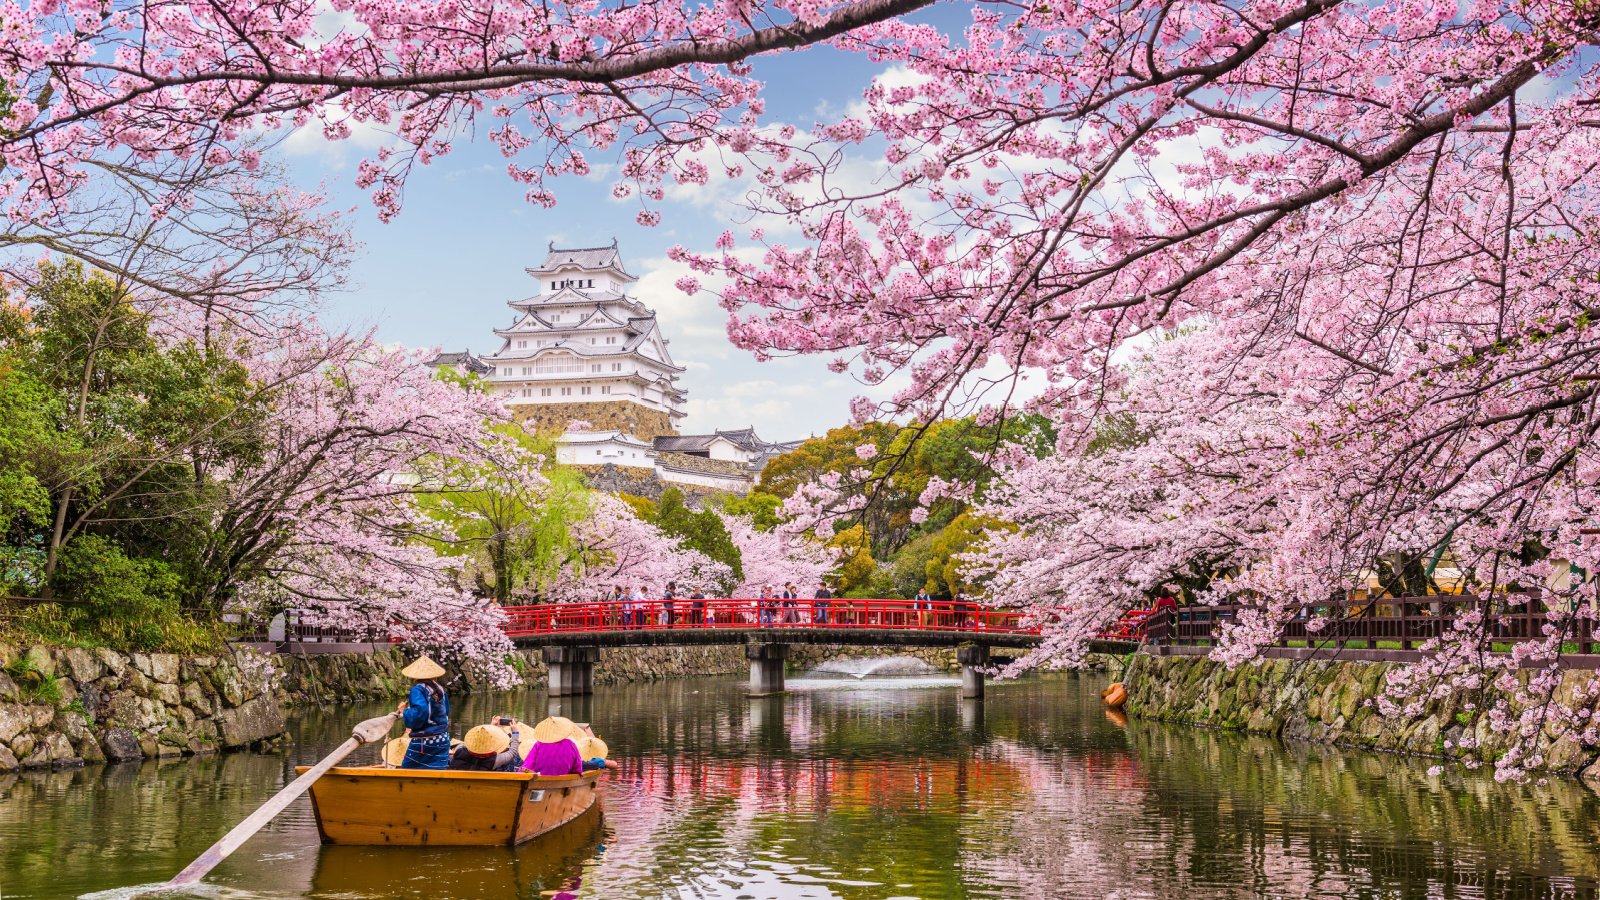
[653,427,801,465]
[423,350,492,375]
[527,240,635,278]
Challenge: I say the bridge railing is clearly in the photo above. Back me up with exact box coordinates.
[501,598,1038,637]
[1139,594,1599,653]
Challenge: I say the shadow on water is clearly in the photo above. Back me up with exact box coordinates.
[308,804,602,897]
[1,673,1599,898]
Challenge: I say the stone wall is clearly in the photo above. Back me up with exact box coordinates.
[0,643,288,772]
[572,463,728,504]
[513,400,676,441]
[1124,652,1600,778]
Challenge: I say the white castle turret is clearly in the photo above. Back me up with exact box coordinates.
[429,239,800,495]
[479,240,686,438]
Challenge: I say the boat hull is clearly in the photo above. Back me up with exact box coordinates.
[297,766,604,847]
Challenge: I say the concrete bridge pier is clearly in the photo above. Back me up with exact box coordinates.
[543,645,600,697]
[747,642,789,696]
[958,644,990,700]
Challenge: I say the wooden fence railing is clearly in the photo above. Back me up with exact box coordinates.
[1140,594,1600,654]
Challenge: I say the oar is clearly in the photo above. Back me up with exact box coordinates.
[165,711,398,888]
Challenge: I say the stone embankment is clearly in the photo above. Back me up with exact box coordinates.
[0,641,959,772]
[1124,653,1600,781]
[0,644,289,772]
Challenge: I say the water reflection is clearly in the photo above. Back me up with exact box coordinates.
[0,674,1597,898]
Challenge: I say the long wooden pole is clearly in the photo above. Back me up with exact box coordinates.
[165,711,398,887]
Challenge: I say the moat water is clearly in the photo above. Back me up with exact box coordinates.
[1,673,1598,898]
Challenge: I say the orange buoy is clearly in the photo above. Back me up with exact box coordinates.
[1102,682,1127,709]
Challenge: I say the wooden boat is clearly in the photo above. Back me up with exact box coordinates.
[295,765,604,847]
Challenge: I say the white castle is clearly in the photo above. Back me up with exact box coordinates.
[428,240,798,494]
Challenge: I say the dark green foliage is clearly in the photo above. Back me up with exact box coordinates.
[653,489,743,589]
[0,262,267,651]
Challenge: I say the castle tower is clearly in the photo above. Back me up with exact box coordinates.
[479,241,686,440]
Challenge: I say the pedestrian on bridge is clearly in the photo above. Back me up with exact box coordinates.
[759,585,776,626]
[691,586,707,625]
[663,581,678,626]
[814,581,833,624]
[781,582,800,624]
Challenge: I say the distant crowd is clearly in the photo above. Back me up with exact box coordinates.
[596,581,983,629]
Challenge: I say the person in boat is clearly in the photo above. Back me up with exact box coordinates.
[396,655,451,769]
[522,716,583,776]
[576,735,610,772]
[449,722,523,772]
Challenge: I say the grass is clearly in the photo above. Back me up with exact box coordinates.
[3,654,63,706]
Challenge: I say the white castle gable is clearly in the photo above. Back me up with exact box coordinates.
[428,239,803,496]
[480,241,687,418]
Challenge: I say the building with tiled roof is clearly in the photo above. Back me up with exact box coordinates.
[476,240,686,431]
[429,239,801,498]
[423,350,492,376]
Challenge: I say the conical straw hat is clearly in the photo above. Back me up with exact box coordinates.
[464,724,511,755]
[401,655,446,680]
[531,716,579,744]
[575,735,608,761]
[383,736,410,767]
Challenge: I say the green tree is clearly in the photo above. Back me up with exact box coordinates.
[707,490,784,531]
[827,524,876,594]
[922,513,1011,599]
[649,488,742,590]
[0,262,267,646]
[419,426,591,602]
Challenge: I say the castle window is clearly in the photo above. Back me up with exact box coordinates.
[581,386,592,395]
[521,367,532,376]
[606,336,616,344]
[612,363,622,372]
[535,353,583,374]
[517,341,527,349]
[561,387,572,396]
[589,338,596,344]
[541,388,552,397]
[601,386,610,395]
[522,388,531,397]
[591,364,601,372]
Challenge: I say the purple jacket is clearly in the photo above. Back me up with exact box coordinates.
[522,738,582,776]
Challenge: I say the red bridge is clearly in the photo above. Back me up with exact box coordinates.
[498,597,1146,699]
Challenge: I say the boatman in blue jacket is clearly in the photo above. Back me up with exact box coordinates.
[396,655,451,769]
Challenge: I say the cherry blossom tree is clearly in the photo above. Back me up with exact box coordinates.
[545,495,732,600]
[201,318,521,682]
[10,0,1600,772]
[719,513,835,596]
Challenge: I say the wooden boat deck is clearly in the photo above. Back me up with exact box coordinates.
[296,765,604,847]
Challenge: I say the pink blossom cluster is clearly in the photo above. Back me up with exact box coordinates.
[214,315,522,686]
[543,495,733,599]
[719,513,836,596]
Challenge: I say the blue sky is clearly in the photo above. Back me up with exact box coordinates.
[282,37,914,443]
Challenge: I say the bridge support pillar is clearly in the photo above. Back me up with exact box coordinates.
[747,642,789,697]
[543,645,600,697]
[957,644,989,700]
